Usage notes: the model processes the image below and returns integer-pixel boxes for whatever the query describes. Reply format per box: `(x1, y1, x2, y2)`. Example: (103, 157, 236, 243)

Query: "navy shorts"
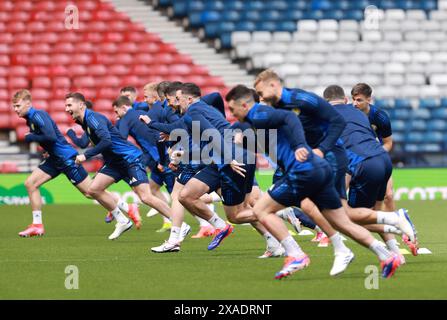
(99, 158, 149, 187)
(325, 148, 348, 200)
(150, 168, 176, 193)
(348, 152, 392, 208)
(219, 164, 256, 206)
(176, 163, 205, 185)
(268, 162, 342, 211)
(192, 164, 221, 192)
(272, 167, 284, 184)
(39, 156, 88, 186)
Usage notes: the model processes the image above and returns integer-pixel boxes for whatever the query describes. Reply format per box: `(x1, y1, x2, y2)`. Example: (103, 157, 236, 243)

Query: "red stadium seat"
(93, 53, 115, 65)
(31, 43, 51, 54)
(14, 1, 33, 12)
(49, 100, 67, 112)
(77, 0, 98, 11)
(8, 77, 28, 89)
(76, 42, 94, 53)
(120, 43, 138, 54)
(0, 99, 9, 111)
(0, 66, 7, 77)
(72, 54, 93, 65)
(0, 114, 11, 129)
(51, 54, 72, 65)
(137, 43, 161, 53)
(87, 21, 108, 32)
(52, 76, 71, 88)
(108, 21, 128, 32)
(28, 21, 46, 32)
(7, 22, 27, 33)
(0, 12, 8, 22)
(114, 53, 134, 65)
(0, 55, 10, 66)
(83, 32, 104, 43)
(29, 66, 50, 77)
(32, 77, 52, 88)
(73, 76, 96, 88)
(94, 11, 117, 21)
(68, 65, 89, 76)
(0, 162, 18, 173)
(134, 53, 155, 65)
(0, 1, 13, 11)
(94, 99, 113, 111)
(32, 89, 51, 100)
(0, 33, 13, 44)
(50, 65, 69, 77)
(100, 75, 121, 87)
(89, 64, 108, 76)
(0, 78, 7, 88)
(0, 90, 8, 101)
(130, 65, 153, 76)
(169, 64, 192, 75)
(122, 75, 140, 87)
(108, 65, 129, 76)
(33, 32, 59, 44)
(98, 43, 118, 53)
(54, 43, 75, 53)
(45, 21, 66, 33)
(32, 100, 49, 111)
(190, 65, 210, 75)
(50, 112, 72, 124)
(71, 88, 97, 100)
(30, 54, 51, 65)
(97, 87, 120, 99)
(16, 125, 29, 141)
(34, 1, 56, 12)
(10, 54, 31, 66)
(153, 53, 174, 64)
(11, 43, 32, 54)
(13, 34, 33, 44)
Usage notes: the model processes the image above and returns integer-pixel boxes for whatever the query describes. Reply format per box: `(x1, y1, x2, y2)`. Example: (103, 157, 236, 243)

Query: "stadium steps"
(107, 0, 254, 86)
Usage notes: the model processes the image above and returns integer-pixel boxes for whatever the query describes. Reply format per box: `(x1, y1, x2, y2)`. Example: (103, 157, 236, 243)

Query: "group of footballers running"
(12, 68, 419, 280)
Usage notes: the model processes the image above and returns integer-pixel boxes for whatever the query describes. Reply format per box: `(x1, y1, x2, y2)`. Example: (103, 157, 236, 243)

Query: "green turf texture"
(1, 200, 446, 300)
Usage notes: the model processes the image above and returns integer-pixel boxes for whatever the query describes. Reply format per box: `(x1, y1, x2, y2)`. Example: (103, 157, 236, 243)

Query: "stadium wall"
(1, 168, 447, 205)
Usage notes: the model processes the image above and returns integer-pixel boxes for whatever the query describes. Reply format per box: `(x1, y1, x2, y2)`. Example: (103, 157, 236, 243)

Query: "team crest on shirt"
(292, 108, 301, 115)
(31, 123, 35, 131)
(371, 124, 378, 132)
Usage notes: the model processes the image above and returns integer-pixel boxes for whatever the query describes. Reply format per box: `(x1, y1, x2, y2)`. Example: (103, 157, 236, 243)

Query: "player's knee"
(178, 188, 193, 205)
(87, 185, 102, 198)
(227, 214, 239, 224)
(24, 178, 37, 191)
(385, 189, 394, 201)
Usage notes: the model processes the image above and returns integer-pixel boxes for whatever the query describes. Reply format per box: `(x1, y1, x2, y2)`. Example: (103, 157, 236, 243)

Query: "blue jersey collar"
(246, 103, 261, 121)
(26, 106, 36, 119)
(280, 87, 292, 104)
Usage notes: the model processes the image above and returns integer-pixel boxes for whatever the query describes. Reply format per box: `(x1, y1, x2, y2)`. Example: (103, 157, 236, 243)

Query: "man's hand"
(139, 115, 151, 124)
(312, 148, 324, 158)
(75, 154, 86, 165)
(159, 132, 169, 142)
(170, 150, 184, 165)
(230, 160, 246, 177)
(295, 147, 309, 162)
(157, 163, 165, 172)
(234, 132, 243, 145)
(168, 162, 178, 171)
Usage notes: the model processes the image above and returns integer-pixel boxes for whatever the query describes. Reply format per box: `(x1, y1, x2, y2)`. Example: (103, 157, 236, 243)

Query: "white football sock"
(168, 226, 181, 243)
(369, 239, 393, 261)
(32, 210, 42, 225)
(163, 216, 171, 223)
(384, 225, 402, 235)
(195, 215, 212, 227)
(377, 211, 398, 226)
(264, 231, 281, 249)
(386, 239, 401, 255)
(111, 207, 129, 224)
(207, 213, 226, 229)
(329, 232, 350, 254)
(210, 192, 221, 203)
(280, 235, 304, 258)
(117, 199, 129, 213)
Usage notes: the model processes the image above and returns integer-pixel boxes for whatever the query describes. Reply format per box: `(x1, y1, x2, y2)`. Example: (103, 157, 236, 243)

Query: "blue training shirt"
(276, 87, 346, 154)
(367, 104, 392, 144)
(78, 108, 142, 163)
(25, 107, 78, 162)
(244, 103, 318, 173)
(333, 104, 386, 173)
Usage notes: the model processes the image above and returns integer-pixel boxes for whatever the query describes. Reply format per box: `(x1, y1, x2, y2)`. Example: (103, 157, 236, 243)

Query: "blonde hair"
(254, 69, 281, 87)
(12, 89, 32, 103)
(143, 82, 159, 94)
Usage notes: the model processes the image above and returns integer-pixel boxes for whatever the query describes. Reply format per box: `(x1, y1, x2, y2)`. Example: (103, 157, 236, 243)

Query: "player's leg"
(19, 167, 54, 237)
(148, 178, 172, 232)
(384, 176, 395, 211)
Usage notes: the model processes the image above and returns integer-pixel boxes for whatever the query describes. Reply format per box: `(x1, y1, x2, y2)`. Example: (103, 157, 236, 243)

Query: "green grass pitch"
(1, 200, 446, 299)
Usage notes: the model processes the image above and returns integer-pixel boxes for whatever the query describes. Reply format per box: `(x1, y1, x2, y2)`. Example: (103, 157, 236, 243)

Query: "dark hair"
(112, 95, 132, 108)
(180, 83, 201, 98)
(65, 92, 86, 102)
(250, 88, 260, 103)
(351, 83, 372, 98)
(156, 81, 171, 97)
(225, 85, 255, 102)
(120, 86, 137, 94)
(165, 81, 183, 97)
(323, 85, 346, 101)
(85, 100, 93, 109)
